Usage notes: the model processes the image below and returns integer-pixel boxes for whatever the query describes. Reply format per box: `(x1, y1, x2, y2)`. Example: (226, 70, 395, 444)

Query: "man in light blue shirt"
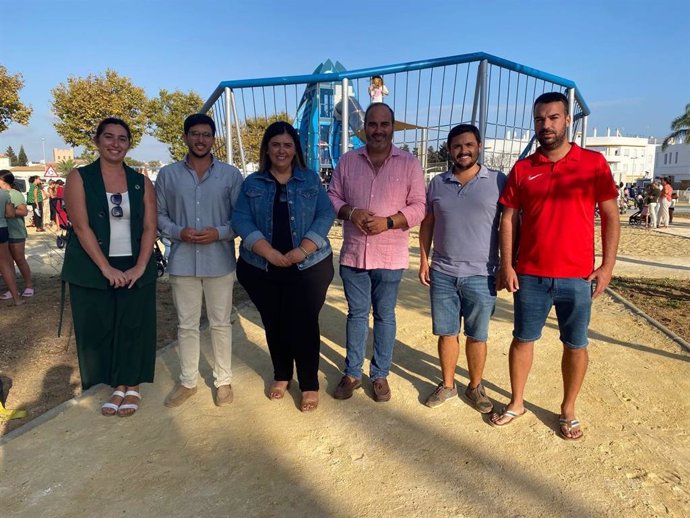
(419, 124, 507, 412)
(156, 114, 243, 408)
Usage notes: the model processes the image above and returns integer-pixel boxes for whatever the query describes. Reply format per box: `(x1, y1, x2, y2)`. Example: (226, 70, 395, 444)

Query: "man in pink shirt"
(328, 103, 426, 402)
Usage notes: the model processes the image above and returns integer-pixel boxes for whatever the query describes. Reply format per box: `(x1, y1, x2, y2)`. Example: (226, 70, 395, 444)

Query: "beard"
(452, 155, 479, 172)
(537, 128, 567, 150)
(189, 147, 211, 159)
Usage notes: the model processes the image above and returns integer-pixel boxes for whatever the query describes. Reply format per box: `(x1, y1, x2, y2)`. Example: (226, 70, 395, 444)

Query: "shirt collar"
(441, 164, 489, 183)
(184, 153, 217, 173)
(356, 143, 401, 160)
(256, 167, 307, 182)
(531, 142, 581, 165)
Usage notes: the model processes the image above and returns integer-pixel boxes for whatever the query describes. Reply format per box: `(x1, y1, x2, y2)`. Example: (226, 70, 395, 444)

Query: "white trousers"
(658, 198, 671, 227)
(648, 202, 658, 228)
(170, 272, 234, 388)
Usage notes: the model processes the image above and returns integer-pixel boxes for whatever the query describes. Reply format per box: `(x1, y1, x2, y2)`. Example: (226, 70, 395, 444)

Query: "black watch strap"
(386, 216, 394, 230)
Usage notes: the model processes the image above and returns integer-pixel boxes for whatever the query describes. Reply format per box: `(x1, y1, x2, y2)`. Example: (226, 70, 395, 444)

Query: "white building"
(582, 129, 657, 185)
(654, 142, 690, 189)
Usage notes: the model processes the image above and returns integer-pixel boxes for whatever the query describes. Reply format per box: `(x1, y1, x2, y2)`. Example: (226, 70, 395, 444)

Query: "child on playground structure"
(368, 75, 389, 103)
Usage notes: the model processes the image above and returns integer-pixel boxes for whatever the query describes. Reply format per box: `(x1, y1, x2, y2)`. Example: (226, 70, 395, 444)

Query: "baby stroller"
(55, 199, 71, 248)
(154, 233, 168, 277)
(628, 196, 646, 226)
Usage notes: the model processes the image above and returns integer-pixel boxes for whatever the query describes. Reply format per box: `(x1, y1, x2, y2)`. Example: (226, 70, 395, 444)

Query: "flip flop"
(101, 390, 126, 416)
(0, 291, 12, 300)
(268, 381, 290, 400)
(117, 390, 141, 417)
(22, 288, 34, 297)
(559, 417, 584, 441)
(490, 407, 527, 427)
(300, 393, 319, 412)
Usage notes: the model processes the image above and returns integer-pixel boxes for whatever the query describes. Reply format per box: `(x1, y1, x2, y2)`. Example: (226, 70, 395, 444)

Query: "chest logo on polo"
(527, 173, 544, 181)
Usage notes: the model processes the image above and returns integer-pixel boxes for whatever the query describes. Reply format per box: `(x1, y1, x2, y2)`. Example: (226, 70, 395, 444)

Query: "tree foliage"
(5, 145, 18, 166)
(56, 158, 76, 176)
(232, 112, 290, 165)
(125, 157, 145, 167)
(51, 69, 149, 151)
(17, 145, 28, 166)
(662, 102, 690, 150)
(147, 89, 203, 161)
(0, 65, 32, 133)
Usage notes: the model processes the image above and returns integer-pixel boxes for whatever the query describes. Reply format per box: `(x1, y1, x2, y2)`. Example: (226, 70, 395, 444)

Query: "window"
(614, 149, 620, 156)
(664, 154, 668, 165)
(624, 148, 630, 156)
(319, 88, 334, 118)
(675, 152, 679, 164)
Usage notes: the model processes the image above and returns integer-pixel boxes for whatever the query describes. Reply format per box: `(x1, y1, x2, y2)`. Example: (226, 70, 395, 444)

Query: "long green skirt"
(69, 256, 156, 390)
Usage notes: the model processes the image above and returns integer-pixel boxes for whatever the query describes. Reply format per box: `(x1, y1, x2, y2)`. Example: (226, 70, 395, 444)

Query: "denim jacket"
(232, 167, 335, 271)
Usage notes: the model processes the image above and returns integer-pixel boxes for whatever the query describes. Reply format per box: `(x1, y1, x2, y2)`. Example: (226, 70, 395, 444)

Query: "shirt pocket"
(297, 187, 318, 201)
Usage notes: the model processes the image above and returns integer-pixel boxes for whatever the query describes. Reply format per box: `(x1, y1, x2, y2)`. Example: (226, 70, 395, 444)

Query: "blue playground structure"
(200, 52, 590, 181)
(292, 59, 365, 173)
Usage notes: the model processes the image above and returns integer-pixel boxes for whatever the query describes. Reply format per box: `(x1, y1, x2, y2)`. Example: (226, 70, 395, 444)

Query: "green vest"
(61, 159, 157, 290)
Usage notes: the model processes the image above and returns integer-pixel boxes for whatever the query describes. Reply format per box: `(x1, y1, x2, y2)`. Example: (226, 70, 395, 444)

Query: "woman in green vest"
(62, 117, 158, 417)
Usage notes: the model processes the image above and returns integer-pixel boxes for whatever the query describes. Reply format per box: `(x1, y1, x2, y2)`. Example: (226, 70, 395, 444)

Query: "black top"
(271, 177, 293, 254)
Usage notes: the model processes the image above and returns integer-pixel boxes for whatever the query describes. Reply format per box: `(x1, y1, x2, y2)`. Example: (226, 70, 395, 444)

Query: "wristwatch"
(386, 216, 394, 230)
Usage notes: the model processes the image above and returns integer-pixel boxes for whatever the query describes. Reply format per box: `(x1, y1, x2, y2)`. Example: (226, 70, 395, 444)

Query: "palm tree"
(662, 103, 690, 150)
(56, 158, 76, 177)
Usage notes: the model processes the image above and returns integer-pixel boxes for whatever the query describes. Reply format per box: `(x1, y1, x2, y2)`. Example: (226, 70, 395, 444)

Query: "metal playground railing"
(200, 52, 590, 180)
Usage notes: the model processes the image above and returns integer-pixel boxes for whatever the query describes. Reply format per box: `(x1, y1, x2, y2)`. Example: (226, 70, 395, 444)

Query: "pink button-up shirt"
(328, 145, 426, 269)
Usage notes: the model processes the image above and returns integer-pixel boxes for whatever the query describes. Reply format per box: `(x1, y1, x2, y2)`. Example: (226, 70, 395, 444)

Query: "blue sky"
(1, 0, 688, 162)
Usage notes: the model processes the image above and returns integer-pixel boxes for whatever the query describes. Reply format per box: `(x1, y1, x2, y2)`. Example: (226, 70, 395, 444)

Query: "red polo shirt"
(499, 143, 618, 278)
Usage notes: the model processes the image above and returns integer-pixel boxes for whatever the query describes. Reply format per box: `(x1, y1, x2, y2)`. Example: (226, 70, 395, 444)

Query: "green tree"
(662, 103, 690, 149)
(56, 158, 77, 176)
(125, 157, 146, 168)
(51, 69, 149, 151)
(5, 145, 18, 166)
(148, 89, 203, 161)
(147, 160, 162, 169)
(0, 65, 32, 133)
(17, 145, 28, 166)
(77, 149, 97, 162)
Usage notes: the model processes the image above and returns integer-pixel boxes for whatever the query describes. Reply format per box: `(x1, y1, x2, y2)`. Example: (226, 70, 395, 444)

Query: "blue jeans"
(429, 270, 496, 340)
(340, 266, 404, 380)
(513, 274, 592, 349)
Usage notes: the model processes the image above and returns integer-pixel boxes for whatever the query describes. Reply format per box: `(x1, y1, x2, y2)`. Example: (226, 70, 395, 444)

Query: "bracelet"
(298, 245, 310, 258)
(348, 206, 357, 220)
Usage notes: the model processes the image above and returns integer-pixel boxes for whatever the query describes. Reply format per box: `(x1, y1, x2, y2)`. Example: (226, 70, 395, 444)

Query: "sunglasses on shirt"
(110, 193, 123, 218)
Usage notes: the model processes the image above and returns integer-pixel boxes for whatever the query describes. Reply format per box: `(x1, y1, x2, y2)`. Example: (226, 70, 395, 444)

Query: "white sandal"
(101, 390, 126, 416)
(117, 390, 141, 417)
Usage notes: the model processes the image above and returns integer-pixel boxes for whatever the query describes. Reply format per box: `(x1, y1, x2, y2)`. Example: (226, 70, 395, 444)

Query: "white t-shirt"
(106, 191, 132, 257)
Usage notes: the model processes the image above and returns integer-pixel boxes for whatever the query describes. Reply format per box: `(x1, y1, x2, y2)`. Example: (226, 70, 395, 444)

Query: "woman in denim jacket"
(234, 121, 335, 412)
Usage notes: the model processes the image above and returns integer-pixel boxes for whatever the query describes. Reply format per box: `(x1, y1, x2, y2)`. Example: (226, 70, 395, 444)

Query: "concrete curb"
(605, 287, 690, 353)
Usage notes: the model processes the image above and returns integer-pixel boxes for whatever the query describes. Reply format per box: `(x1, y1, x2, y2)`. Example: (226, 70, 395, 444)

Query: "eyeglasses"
(189, 131, 214, 139)
(110, 193, 123, 218)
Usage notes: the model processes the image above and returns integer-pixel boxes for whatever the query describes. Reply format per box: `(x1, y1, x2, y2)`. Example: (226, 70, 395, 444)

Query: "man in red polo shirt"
(491, 92, 620, 440)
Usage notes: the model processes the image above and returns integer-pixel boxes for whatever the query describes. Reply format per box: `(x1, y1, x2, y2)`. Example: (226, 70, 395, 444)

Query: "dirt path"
(1, 227, 689, 517)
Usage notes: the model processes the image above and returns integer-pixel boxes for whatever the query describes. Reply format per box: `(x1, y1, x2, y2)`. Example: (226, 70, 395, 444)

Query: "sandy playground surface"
(0, 221, 689, 517)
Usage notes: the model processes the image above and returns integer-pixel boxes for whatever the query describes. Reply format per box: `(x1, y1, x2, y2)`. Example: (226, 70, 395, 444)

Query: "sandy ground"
(1, 221, 689, 517)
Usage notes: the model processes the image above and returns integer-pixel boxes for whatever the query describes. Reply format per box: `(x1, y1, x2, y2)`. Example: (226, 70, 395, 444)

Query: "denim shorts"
(513, 274, 592, 349)
(430, 270, 496, 341)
